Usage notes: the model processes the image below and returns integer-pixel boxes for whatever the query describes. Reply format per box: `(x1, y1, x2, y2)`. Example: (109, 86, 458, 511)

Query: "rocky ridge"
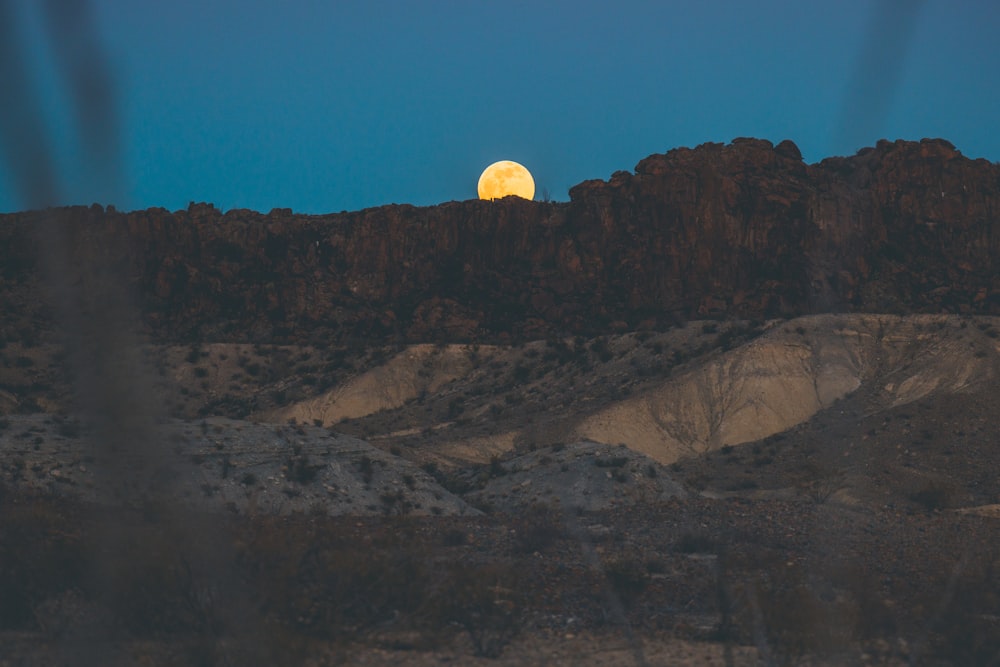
(2, 139, 1000, 665)
(0, 138, 997, 346)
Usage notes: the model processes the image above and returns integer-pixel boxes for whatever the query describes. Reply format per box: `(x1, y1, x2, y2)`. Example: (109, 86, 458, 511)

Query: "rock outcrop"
(1, 138, 998, 345)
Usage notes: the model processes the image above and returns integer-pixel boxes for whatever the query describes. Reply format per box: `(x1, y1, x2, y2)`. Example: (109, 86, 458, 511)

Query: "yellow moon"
(477, 160, 535, 200)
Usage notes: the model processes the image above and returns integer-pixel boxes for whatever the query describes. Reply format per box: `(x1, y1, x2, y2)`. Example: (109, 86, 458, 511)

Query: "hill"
(1, 139, 999, 665)
(0, 138, 997, 348)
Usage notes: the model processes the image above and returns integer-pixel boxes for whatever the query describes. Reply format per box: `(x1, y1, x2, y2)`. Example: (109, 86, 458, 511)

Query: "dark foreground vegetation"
(2, 483, 999, 665)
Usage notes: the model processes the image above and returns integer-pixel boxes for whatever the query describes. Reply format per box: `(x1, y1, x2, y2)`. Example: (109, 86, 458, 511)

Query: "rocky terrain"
(1, 139, 1000, 665)
(0, 138, 999, 347)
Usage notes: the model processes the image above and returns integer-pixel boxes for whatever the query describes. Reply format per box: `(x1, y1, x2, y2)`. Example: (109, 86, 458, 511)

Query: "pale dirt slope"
(576, 314, 998, 462)
(269, 343, 493, 425)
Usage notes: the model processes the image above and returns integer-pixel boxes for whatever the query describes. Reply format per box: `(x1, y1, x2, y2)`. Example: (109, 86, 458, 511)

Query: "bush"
(251, 522, 428, 640)
(674, 531, 718, 554)
(909, 479, 954, 511)
(0, 496, 87, 630)
(603, 558, 649, 607)
(284, 455, 322, 485)
(431, 563, 522, 658)
(746, 576, 858, 663)
(357, 455, 375, 484)
(594, 456, 628, 468)
(511, 505, 563, 554)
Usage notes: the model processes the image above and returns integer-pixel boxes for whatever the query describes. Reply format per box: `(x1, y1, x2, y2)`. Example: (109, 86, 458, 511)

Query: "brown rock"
(1, 138, 998, 345)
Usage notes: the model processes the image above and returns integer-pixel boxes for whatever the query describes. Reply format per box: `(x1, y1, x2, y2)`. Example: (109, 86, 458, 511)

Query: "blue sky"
(2, 0, 998, 213)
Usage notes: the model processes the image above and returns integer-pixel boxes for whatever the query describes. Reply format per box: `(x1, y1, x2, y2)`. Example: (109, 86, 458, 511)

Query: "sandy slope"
(269, 343, 494, 425)
(575, 314, 998, 462)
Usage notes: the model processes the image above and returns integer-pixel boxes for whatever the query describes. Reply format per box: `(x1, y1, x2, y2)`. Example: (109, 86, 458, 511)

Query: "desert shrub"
(284, 454, 322, 485)
(357, 455, 375, 484)
(909, 479, 955, 511)
(674, 531, 718, 554)
(589, 337, 614, 363)
(935, 611, 1000, 665)
(511, 364, 531, 384)
(745, 575, 859, 664)
(933, 557, 1000, 664)
(726, 478, 758, 491)
(54, 418, 80, 438)
(503, 393, 523, 406)
(645, 557, 668, 575)
(800, 473, 846, 504)
(594, 456, 628, 468)
(441, 528, 467, 547)
(685, 473, 709, 491)
(430, 562, 522, 658)
(447, 396, 466, 419)
(511, 504, 563, 554)
(379, 490, 413, 516)
(106, 543, 225, 637)
(4, 504, 232, 640)
(488, 455, 506, 478)
(603, 557, 649, 607)
(249, 522, 428, 640)
(0, 496, 87, 630)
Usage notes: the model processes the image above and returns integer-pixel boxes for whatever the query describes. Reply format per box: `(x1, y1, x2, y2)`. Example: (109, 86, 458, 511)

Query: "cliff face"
(1, 138, 998, 344)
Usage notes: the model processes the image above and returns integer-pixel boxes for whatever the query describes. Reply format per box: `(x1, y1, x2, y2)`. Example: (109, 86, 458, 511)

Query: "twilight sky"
(1, 0, 998, 214)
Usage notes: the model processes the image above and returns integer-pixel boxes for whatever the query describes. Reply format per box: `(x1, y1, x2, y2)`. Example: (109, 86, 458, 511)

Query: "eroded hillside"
(251, 314, 997, 468)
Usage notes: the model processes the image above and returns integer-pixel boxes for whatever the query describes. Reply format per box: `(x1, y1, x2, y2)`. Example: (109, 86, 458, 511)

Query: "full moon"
(477, 160, 535, 200)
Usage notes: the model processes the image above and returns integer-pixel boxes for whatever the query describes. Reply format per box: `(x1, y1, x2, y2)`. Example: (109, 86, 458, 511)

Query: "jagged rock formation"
(1, 138, 998, 345)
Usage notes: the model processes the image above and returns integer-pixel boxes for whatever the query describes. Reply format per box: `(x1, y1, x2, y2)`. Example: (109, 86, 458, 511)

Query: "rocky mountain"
(2, 139, 1000, 665)
(0, 138, 997, 347)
